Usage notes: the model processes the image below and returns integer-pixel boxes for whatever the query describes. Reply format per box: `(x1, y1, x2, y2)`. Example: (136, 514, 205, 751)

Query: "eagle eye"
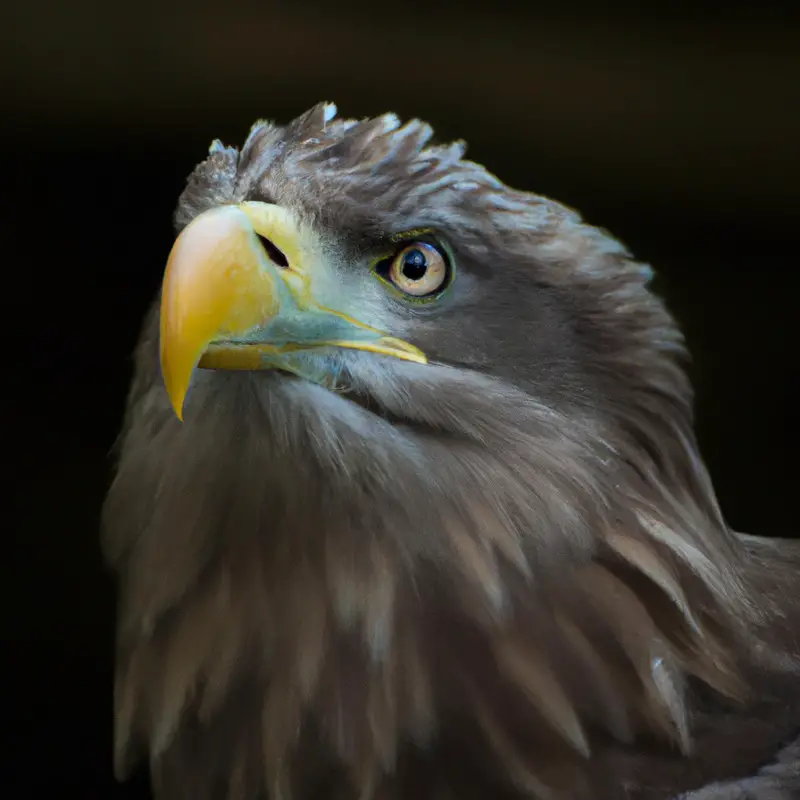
(374, 240, 452, 300)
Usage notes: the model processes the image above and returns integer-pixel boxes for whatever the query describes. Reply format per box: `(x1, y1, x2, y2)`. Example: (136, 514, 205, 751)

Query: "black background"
(4, 2, 797, 796)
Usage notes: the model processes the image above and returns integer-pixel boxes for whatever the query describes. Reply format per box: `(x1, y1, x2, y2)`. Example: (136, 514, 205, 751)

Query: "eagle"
(102, 103, 800, 800)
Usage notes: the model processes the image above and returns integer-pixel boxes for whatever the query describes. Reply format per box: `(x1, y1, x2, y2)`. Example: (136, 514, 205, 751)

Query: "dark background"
(4, 2, 797, 796)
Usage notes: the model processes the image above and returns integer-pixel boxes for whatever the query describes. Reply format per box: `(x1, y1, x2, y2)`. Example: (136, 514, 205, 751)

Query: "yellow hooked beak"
(160, 201, 426, 420)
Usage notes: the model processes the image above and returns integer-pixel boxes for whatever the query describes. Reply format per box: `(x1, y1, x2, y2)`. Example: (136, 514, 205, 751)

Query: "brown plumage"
(102, 103, 800, 799)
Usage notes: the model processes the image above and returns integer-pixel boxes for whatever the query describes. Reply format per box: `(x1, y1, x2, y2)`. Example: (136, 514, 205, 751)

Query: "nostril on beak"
(256, 234, 289, 268)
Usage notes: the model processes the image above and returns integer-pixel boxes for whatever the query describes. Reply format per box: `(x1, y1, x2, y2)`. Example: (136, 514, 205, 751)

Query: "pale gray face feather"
(101, 102, 765, 800)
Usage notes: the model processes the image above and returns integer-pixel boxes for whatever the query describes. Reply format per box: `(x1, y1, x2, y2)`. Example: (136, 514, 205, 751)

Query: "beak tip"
(166, 382, 187, 422)
(160, 360, 187, 422)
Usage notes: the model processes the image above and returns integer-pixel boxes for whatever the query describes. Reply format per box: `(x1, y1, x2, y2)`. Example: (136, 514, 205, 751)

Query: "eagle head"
(103, 102, 761, 800)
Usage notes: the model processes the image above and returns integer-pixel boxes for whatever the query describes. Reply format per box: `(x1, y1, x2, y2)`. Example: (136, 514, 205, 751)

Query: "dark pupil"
(401, 248, 428, 281)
